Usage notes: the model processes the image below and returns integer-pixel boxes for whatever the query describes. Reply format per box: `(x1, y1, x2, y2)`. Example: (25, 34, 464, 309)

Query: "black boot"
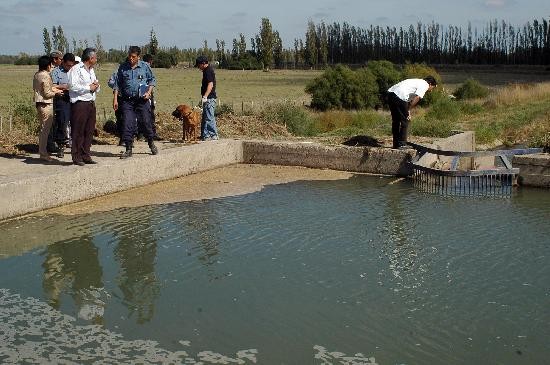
(57, 146, 64, 159)
(148, 139, 158, 155)
(120, 143, 133, 159)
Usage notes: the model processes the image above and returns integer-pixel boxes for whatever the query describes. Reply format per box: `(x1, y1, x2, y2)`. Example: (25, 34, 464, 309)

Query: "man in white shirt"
(387, 76, 437, 149)
(68, 48, 100, 166)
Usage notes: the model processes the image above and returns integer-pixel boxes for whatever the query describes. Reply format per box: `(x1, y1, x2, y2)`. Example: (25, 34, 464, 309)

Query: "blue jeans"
(201, 98, 218, 139)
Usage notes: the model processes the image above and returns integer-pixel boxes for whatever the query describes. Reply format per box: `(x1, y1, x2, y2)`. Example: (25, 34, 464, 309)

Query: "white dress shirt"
(68, 63, 99, 103)
(388, 79, 430, 103)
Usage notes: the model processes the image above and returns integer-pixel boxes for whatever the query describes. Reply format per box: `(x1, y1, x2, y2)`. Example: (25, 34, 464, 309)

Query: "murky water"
(1, 175, 549, 364)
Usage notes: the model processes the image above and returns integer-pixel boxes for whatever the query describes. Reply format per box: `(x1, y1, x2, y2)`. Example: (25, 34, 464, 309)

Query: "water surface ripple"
(0, 175, 549, 364)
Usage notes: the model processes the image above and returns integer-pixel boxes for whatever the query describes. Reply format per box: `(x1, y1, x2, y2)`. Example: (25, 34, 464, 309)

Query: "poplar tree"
(258, 17, 274, 70)
(43, 27, 52, 55)
(304, 20, 317, 67)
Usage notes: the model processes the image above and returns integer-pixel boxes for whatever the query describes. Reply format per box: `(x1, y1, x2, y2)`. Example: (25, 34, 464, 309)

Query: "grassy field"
(0, 64, 321, 119)
(0, 64, 548, 151)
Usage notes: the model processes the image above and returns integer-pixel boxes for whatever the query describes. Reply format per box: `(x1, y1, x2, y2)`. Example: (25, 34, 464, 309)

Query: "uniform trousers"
(120, 98, 154, 145)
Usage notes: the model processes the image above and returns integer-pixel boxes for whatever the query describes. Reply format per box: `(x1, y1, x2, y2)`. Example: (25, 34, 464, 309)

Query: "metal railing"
(408, 142, 543, 197)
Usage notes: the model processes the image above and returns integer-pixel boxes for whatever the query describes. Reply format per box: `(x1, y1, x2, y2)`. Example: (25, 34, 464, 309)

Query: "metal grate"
(408, 142, 542, 197)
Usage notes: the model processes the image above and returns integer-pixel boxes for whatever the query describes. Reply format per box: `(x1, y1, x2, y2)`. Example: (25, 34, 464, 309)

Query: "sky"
(1, 0, 548, 55)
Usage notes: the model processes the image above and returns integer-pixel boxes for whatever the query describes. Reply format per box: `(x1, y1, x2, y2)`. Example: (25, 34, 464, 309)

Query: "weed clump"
(260, 101, 317, 136)
(453, 78, 490, 100)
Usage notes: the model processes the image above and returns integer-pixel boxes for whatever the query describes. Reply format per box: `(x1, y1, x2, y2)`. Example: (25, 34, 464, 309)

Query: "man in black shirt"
(195, 56, 218, 140)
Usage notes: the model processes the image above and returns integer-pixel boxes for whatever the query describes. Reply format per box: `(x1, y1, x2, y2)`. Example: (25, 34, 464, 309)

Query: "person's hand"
(143, 91, 151, 100)
(407, 111, 411, 121)
(201, 96, 207, 105)
(113, 99, 118, 111)
(90, 81, 99, 93)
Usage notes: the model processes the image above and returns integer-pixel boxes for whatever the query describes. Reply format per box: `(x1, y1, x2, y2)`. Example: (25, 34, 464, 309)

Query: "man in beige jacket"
(33, 55, 63, 161)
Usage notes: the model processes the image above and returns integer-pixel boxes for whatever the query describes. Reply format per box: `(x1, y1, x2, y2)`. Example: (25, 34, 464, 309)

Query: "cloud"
(127, 0, 150, 9)
(485, 0, 504, 6)
(3, 0, 62, 15)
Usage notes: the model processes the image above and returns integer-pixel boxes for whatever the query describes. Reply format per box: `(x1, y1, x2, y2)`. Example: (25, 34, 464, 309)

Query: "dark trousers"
(388, 92, 410, 148)
(120, 98, 154, 144)
(54, 98, 71, 145)
(150, 94, 157, 137)
(115, 96, 124, 136)
(70, 101, 96, 162)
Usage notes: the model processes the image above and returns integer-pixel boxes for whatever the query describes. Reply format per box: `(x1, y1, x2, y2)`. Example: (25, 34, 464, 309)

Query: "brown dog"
(172, 104, 201, 142)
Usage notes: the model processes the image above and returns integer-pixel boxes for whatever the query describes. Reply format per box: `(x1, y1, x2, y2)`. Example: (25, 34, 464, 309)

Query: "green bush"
(410, 115, 456, 138)
(424, 96, 461, 123)
(401, 63, 442, 83)
(453, 78, 490, 100)
(260, 101, 317, 136)
(411, 97, 460, 137)
(305, 64, 378, 111)
(366, 60, 402, 103)
(401, 63, 443, 106)
(154, 50, 178, 68)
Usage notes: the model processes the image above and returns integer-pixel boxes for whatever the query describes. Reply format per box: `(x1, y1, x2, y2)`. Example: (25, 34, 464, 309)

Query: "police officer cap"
(195, 55, 208, 67)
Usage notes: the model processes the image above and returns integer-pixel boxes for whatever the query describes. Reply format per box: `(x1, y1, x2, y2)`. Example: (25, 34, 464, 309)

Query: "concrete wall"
(0, 140, 243, 221)
(416, 131, 476, 170)
(514, 154, 550, 188)
(2, 138, 546, 221)
(242, 141, 413, 176)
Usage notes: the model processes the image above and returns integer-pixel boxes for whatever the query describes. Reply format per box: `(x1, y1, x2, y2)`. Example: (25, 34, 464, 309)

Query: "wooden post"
(241, 100, 244, 113)
(9, 115, 12, 131)
(0, 116, 3, 133)
(103, 108, 107, 121)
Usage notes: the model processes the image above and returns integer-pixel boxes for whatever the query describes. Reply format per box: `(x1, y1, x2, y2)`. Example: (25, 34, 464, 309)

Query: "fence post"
(241, 100, 244, 113)
(9, 115, 12, 131)
(103, 108, 107, 121)
(0, 116, 3, 133)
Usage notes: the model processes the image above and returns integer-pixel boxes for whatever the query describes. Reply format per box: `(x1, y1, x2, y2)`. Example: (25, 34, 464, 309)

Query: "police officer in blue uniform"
(112, 46, 158, 158)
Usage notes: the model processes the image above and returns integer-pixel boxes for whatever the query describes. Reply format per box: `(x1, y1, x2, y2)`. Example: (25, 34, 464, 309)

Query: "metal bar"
(408, 142, 543, 157)
(450, 156, 460, 171)
(499, 155, 513, 169)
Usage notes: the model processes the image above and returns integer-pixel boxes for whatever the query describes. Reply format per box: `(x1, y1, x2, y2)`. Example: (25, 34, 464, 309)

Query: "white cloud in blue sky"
(0, 0, 547, 54)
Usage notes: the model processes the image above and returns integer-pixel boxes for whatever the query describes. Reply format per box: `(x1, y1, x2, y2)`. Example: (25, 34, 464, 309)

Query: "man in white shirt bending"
(387, 76, 437, 149)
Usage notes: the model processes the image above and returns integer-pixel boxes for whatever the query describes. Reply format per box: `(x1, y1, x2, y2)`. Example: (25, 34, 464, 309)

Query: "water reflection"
(183, 201, 225, 281)
(379, 184, 425, 290)
(113, 207, 160, 324)
(41, 236, 105, 325)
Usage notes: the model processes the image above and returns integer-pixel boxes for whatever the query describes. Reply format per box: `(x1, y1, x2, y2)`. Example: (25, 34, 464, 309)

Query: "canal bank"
(0, 138, 548, 220)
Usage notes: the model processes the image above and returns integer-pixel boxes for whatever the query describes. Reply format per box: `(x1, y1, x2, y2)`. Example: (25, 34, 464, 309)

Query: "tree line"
(2, 17, 549, 67)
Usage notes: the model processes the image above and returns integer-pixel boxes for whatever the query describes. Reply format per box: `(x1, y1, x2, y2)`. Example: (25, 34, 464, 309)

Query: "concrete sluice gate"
(408, 132, 543, 197)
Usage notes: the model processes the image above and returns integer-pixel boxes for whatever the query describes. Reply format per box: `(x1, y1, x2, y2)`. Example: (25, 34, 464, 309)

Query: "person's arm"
(143, 64, 156, 100)
(203, 82, 213, 100)
(113, 89, 119, 111)
(408, 95, 421, 108)
(39, 73, 61, 99)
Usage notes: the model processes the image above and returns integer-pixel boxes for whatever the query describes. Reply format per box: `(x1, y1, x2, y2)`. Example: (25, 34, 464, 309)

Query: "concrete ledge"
(514, 153, 550, 188)
(1, 138, 546, 220)
(0, 140, 243, 220)
(242, 141, 413, 176)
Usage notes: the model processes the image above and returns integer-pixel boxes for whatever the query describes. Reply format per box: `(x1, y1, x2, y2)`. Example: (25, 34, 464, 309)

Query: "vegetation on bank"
(0, 65, 549, 154)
